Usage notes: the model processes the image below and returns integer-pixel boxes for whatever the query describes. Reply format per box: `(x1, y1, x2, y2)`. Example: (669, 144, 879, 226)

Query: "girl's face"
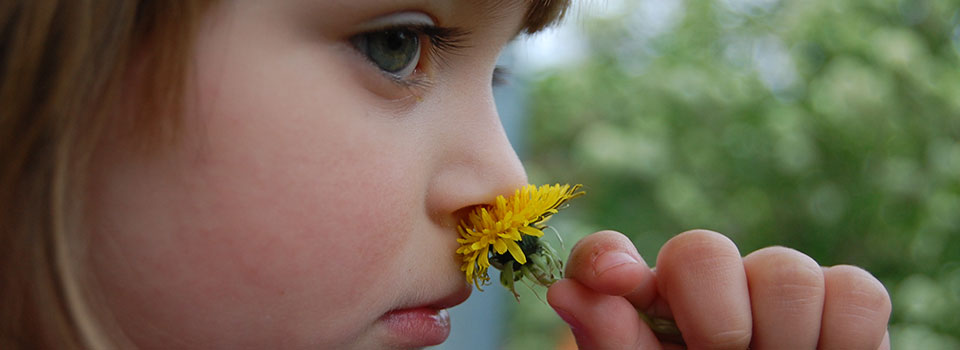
(85, 0, 528, 348)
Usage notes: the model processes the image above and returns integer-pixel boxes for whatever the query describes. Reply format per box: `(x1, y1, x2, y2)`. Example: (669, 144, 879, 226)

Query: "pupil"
(367, 29, 418, 74)
(385, 31, 406, 51)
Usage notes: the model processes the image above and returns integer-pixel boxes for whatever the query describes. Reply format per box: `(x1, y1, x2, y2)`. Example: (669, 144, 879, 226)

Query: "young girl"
(1, 0, 891, 349)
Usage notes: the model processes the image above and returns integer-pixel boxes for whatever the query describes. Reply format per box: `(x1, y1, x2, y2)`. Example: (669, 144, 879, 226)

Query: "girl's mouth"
(379, 284, 471, 347)
(380, 307, 451, 347)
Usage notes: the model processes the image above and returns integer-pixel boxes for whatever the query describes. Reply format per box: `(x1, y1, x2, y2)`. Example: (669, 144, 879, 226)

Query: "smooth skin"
(548, 230, 892, 350)
(84, 0, 530, 348)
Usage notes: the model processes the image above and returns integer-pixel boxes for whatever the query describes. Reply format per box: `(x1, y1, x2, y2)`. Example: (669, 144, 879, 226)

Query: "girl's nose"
(424, 83, 528, 226)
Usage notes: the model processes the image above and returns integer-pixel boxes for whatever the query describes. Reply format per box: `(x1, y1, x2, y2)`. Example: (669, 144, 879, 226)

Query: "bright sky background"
(512, 0, 799, 96)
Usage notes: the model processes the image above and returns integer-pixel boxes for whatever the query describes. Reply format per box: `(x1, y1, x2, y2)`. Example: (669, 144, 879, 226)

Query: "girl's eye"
(349, 12, 468, 90)
(352, 28, 422, 78)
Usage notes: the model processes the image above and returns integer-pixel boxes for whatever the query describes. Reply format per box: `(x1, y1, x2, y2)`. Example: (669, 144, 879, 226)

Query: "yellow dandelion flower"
(456, 184, 584, 292)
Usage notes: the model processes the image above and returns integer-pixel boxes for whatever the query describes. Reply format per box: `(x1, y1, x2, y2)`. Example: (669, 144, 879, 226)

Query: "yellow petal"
(493, 239, 508, 254)
(465, 257, 475, 277)
(500, 228, 521, 241)
(479, 246, 490, 268)
(519, 226, 544, 237)
(505, 239, 527, 264)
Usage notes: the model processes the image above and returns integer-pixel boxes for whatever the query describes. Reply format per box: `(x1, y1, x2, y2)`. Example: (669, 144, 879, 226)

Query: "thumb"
(547, 278, 663, 350)
(564, 231, 659, 309)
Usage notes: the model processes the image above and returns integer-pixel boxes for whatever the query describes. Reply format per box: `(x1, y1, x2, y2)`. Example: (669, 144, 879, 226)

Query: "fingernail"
(594, 251, 638, 276)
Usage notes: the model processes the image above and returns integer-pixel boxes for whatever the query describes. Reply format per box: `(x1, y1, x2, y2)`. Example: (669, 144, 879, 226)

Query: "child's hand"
(547, 230, 891, 350)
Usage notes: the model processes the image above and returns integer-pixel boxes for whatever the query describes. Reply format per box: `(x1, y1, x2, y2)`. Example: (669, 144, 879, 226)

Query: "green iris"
(356, 29, 420, 75)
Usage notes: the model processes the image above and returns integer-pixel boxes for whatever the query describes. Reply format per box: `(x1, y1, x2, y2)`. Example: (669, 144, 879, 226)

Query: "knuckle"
(825, 265, 892, 320)
(661, 230, 739, 262)
(770, 283, 825, 313)
(702, 327, 752, 350)
(675, 229, 732, 247)
(746, 247, 825, 297)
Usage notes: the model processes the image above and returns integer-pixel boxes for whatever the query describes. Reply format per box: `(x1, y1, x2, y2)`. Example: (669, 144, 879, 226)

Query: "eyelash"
(368, 24, 470, 90)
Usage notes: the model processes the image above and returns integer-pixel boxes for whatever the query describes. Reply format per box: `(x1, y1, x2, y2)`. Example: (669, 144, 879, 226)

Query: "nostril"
(430, 204, 479, 231)
(449, 204, 486, 229)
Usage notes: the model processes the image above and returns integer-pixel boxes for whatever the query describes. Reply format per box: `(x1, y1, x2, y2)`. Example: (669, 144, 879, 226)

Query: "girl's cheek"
(84, 113, 422, 347)
(84, 44, 426, 344)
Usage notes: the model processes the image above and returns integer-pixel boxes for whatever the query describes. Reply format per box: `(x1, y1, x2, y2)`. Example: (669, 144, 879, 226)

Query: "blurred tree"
(507, 0, 960, 347)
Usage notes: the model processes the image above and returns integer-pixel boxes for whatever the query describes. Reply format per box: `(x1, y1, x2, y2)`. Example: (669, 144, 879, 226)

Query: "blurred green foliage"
(508, 0, 960, 348)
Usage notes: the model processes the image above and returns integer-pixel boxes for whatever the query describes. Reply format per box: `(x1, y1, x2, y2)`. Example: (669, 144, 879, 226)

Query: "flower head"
(456, 184, 584, 295)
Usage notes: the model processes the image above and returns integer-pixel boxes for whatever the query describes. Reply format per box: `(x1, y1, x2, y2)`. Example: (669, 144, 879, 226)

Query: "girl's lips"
(380, 307, 451, 347)
(379, 284, 471, 347)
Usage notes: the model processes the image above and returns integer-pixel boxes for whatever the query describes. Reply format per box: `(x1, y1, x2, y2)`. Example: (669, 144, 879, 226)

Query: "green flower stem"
(637, 311, 684, 345)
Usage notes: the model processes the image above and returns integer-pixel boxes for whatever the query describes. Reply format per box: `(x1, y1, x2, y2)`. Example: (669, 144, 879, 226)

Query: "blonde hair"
(1, 2, 211, 348)
(0, 0, 567, 348)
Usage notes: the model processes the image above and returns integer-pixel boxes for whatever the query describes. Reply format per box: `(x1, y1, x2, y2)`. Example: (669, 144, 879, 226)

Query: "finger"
(878, 330, 890, 350)
(743, 246, 825, 350)
(818, 265, 891, 350)
(656, 229, 752, 350)
(564, 230, 656, 307)
(547, 278, 662, 350)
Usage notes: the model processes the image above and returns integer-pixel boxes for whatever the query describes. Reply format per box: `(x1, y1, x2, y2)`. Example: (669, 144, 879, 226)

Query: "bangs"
(521, 0, 571, 34)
